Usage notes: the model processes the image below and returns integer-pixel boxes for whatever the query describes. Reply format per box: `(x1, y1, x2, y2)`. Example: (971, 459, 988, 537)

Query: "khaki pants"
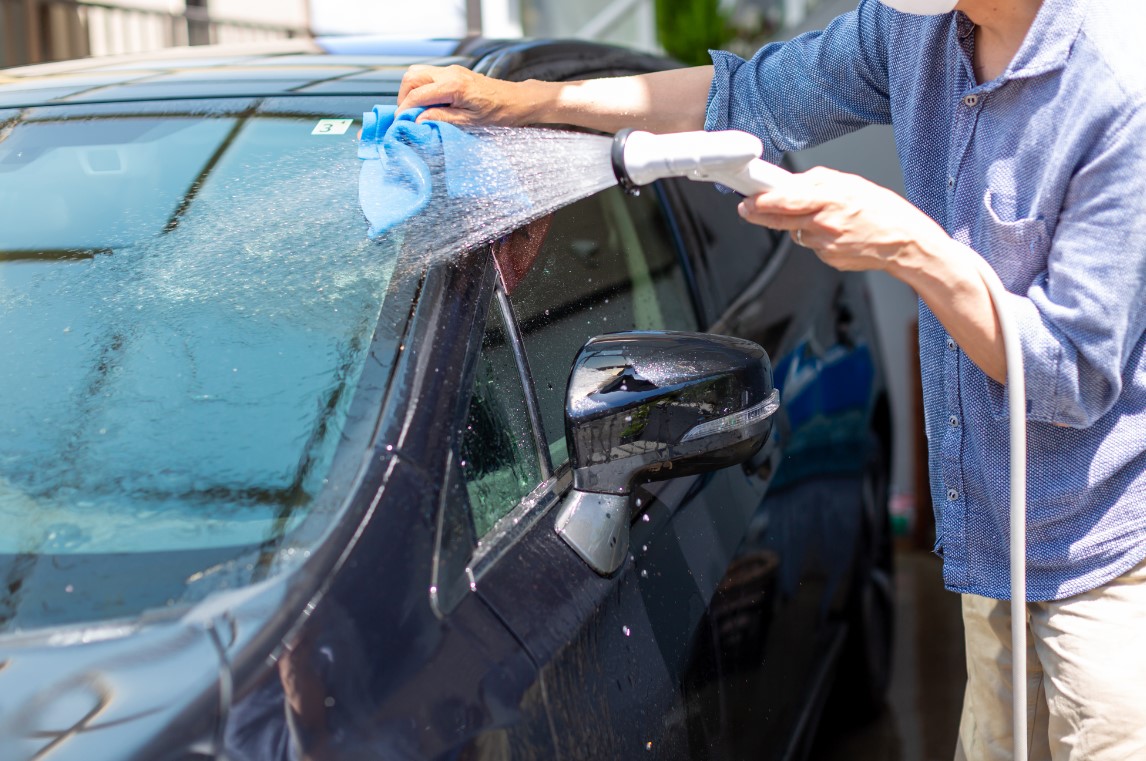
(954, 558, 1146, 761)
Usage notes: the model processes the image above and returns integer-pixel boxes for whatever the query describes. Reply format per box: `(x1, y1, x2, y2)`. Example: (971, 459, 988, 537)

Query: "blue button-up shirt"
(706, 0, 1146, 601)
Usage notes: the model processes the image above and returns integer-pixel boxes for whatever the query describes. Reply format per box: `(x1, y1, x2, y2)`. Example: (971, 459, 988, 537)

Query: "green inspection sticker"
(312, 119, 354, 136)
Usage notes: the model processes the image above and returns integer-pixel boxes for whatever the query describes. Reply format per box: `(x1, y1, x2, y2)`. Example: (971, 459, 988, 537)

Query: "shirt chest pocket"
(974, 190, 1051, 290)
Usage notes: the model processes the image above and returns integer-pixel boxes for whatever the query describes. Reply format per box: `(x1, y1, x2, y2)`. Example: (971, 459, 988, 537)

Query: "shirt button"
(947, 337, 957, 350)
(963, 94, 980, 107)
(947, 488, 960, 501)
(949, 415, 959, 428)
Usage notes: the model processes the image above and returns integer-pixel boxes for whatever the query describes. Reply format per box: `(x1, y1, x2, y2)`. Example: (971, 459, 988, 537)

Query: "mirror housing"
(555, 331, 778, 575)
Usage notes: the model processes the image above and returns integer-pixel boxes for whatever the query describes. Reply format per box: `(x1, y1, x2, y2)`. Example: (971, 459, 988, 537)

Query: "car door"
(441, 183, 783, 759)
(663, 176, 881, 759)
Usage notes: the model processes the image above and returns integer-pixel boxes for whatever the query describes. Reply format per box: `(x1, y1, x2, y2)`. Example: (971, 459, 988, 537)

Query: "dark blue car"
(0, 36, 893, 760)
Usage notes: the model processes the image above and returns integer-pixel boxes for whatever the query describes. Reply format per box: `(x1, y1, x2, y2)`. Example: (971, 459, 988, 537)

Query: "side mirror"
(555, 331, 779, 575)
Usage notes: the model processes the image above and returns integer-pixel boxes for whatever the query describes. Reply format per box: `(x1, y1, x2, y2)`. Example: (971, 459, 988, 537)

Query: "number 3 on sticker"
(312, 119, 354, 136)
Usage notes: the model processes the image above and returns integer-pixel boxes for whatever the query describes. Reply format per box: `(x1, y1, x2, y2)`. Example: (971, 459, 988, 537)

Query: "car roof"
(0, 36, 676, 110)
(0, 37, 483, 109)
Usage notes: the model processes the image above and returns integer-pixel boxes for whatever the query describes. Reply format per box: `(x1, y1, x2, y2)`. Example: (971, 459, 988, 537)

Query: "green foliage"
(655, 0, 732, 67)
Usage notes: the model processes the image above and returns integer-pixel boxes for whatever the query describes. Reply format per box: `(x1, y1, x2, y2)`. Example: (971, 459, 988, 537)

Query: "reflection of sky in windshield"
(0, 117, 231, 250)
(0, 110, 395, 555)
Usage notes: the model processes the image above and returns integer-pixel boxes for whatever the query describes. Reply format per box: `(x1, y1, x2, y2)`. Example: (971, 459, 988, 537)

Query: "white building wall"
(308, 0, 468, 36)
(522, 0, 656, 51)
(482, 0, 523, 38)
(209, 0, 309, 29)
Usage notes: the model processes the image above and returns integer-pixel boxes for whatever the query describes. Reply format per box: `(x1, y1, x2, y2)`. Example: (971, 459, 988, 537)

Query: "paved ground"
(810, 549, 967, 761)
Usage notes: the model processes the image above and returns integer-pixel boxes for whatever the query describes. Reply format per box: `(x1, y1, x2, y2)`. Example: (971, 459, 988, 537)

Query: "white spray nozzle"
(612, 128, 791, 197)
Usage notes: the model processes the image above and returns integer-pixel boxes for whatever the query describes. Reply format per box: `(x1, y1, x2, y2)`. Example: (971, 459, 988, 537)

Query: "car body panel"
(0, 36, 891, 761)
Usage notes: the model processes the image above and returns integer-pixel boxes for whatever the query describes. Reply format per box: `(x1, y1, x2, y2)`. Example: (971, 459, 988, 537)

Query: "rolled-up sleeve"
(705, 0, 892, 164)
(989, 105, 1146, 428)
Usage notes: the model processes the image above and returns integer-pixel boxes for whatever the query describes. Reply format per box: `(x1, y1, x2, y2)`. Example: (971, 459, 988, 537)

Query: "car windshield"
(0, 97, 402, 634)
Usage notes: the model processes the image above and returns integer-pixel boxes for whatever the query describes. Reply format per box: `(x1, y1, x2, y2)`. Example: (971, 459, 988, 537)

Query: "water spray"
(611, 127, 1030, 759)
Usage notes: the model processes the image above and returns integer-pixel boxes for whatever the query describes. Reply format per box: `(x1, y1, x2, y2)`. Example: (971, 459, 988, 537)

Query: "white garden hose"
(611, 127, 1030, 759)
(971, 254, 1028, 761)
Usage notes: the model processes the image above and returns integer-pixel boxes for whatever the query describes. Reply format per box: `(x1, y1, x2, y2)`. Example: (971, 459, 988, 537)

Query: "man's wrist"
(888, 224, 958, 288)
(894, 231, 988, 323)
(519, 79, 562, 125)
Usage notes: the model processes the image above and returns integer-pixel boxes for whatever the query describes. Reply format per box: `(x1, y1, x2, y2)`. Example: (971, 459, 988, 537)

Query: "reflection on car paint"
(769, 337, 876, 489)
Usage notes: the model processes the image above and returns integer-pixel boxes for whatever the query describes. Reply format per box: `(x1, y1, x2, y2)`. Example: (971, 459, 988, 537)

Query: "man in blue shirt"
(398, 0, 1146, 757)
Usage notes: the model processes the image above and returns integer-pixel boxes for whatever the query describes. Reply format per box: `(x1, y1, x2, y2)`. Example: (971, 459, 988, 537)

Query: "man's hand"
(739, 166, 1008, 383)
(736, 166, 948, 275)
(396, 64, 713, 134)
(397, 64, 537, 127)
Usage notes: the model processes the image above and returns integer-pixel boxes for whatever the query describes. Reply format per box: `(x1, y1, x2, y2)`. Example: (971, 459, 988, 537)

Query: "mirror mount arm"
(554, 491, 629, 576)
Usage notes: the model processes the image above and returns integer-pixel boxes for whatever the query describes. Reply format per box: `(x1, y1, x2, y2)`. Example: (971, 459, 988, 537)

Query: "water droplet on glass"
(635, 497, 642, 507)
(622, 625, 631, 637)
(646, 742, 653, 751)
(642, 545, 648, 552)
(640, 569, 648, 578)
(469, 580, 477, 592)
(64, 584, 74, 593)
(625, 415, 632, 422)
(642, 513, 650, 522)
(386, 444, 393, 452)
(429, 585, 437, 596)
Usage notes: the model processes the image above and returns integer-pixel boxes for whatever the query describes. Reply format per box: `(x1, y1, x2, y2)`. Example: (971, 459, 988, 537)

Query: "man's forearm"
(894, 235, 1008, 385)
(522, 66, 714, 134)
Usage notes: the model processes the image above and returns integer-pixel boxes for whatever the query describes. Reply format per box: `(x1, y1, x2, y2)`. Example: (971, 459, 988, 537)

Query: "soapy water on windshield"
(0, 118, 626, 632)
(0, 123, 618, 553)
(374, 126, 617, 275)
(0, 123, 616, 489)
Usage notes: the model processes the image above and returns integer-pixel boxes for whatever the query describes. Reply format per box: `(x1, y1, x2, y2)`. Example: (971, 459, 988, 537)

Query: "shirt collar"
(956, 0, 1088, 86)
(1005, 0, 1087, 80)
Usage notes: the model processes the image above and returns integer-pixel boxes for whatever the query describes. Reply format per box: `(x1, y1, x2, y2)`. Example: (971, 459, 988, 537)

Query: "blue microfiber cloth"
(357, 105, 529, 237)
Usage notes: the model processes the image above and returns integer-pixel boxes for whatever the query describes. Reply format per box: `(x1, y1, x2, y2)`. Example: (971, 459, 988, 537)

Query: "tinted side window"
(459, 302, 542, 537)
(673, 180, 780, 311)
(505, 185, 698, 466)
